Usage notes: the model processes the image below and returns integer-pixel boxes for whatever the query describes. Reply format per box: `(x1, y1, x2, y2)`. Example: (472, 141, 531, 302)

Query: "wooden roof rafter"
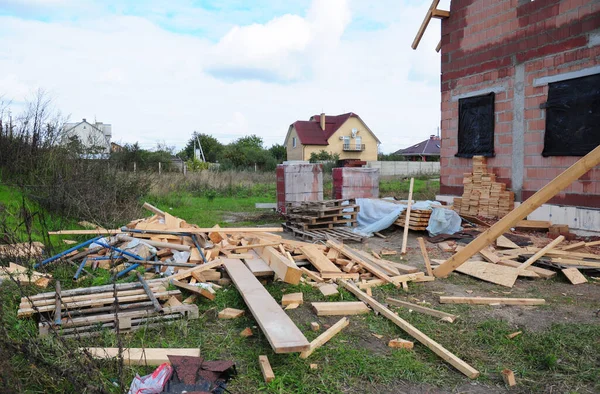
(411, 0, 450, 52)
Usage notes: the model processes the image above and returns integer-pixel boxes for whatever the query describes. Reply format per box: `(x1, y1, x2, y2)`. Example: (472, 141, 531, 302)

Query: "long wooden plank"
(311, 302, 370, 316)
(386, 298, 458, 323)
(433, 144, 600, 277)
(49, 227, 283, 235)
(516, 236, 564, 272)
(495, 259, 555, 278)
(401, 177, 415, 254)
(83, 347, 200, 366)
(223, 259, 309, 353)
(338, 280, 479, 379)
(439, 296, 545, 305)
(417, 237, 434, 276)
(300, 245, 341, 273)
(411, 0, 440, 49)
(300, 317, 349, 359)
(357, 273, 426, 289)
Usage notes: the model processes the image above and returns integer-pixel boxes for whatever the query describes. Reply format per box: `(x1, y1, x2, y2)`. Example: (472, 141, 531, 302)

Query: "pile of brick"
(453, 156, 514, 218)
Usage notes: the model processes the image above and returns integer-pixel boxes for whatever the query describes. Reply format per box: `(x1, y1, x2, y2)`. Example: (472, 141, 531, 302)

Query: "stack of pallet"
(283, 199, 363, 242)
(453, 156, 514, 218)
(20, 280, 198, 338)
(394, 209, 432, 231)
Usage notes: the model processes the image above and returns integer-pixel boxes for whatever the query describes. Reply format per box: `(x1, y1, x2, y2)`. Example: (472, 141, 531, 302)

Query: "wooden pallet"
(282, 223, 364, 242)
(286, 212, 358, 224)
(287, 220, 358, 230)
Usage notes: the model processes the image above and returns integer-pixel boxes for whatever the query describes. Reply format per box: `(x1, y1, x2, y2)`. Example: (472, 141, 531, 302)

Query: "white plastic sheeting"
(352, 198, 462, 237)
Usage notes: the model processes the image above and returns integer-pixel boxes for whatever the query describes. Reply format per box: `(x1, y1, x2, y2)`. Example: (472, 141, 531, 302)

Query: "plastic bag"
(426, 207, 462, 236)
(128, 363, 173, 394)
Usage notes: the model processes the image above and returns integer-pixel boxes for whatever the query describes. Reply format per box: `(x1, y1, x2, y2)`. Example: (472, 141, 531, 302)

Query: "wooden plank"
(48, 229, 124, 235)
(433, 260, 518, 288)
(218, 308, 245, 319)
(431, 8, 450, 18)
(300, 267, 324, 283)
(311, 302, 370, 316)
(83, 347, 200, 366)
(223, 259, 309, 353)
(338, 280, 479, 379)
(417, 237, 434, 276)
(479, 248, 501, 264)
(516, 236, 564, 272)
(496, 259, 555, 278)
(258, 246, 302, 285)
(165, 259, 223, 282)
(318, 283, 339, 296)
(515, 220, 552, 230)
(244, 255, 275, 277)
(355, 250, 400, 276)
(142, 202, 166, 216)
(259, 355, 275, 383)
(357, 273, 426, 289)
(433, 144, 600, 278)
(585, 240, 600, 247)
(282, 292, 303, 306)
(502, 369, 517, 387)
(496, 235, 520, 249)
(388, 339, 414, 349)
(170, 279, 215, 301)
(439, 296, 545, 305)
(300, 245, 341, 273)
(560, 241, 586, 251)
(299, 317, 349, 359)
(386, 298, 458, 323)
(320, 272, 360, 280)
(561, 268, 587, 285)
(401, 177, 415, 254)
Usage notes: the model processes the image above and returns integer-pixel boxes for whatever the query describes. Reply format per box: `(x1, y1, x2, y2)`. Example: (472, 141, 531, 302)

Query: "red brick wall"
(439, 0, 600, 208)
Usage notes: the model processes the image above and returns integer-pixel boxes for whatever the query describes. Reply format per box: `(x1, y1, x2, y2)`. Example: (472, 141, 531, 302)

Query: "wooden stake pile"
(453, 156, 514, 218)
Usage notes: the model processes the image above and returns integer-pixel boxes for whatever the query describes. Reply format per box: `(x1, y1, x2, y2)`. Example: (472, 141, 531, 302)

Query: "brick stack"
(332, 167, 379, 200)
(276, 162, 323, 214)
(453, 156, 514, 218)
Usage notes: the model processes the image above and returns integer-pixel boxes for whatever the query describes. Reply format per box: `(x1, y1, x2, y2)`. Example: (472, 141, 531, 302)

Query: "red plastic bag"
(128, 363, 173, 394)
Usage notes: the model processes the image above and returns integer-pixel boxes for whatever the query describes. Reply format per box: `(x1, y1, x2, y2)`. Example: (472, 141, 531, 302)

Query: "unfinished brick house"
(414, 0, 600, 233)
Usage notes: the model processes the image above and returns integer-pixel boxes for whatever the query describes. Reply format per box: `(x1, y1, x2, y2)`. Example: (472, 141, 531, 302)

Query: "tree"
(234, 134, 263, 150)
(179, 132, 223, 162)
(268, 143, 287, 163)
(309, 150, 339, 163)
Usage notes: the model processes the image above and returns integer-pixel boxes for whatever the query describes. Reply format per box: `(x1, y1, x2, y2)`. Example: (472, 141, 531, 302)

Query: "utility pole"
(195, 132, 206, 162)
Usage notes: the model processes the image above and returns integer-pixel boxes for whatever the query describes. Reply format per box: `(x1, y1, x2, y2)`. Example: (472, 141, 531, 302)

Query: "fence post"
(183, 162, 187, 176)
(133, 162, 136, 172)
(158, 162, 162, 175)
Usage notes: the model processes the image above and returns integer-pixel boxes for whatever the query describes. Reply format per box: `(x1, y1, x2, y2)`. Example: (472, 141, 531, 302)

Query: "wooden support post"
(338, 280, 479, 379)
(158, 162, 162, 174)
(433, 144, 600, 278)
(417, 237, 434, 276)
(401, 178, 414, 255)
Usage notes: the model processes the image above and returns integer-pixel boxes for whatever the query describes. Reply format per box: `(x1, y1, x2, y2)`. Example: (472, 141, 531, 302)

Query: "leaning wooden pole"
(434, 144, 600, 278)
(401, 177, 415, 254)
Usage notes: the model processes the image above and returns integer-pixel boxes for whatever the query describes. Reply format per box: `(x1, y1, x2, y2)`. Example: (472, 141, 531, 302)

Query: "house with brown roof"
(284, 113, 380, 162)
(394, 135, 441, 161)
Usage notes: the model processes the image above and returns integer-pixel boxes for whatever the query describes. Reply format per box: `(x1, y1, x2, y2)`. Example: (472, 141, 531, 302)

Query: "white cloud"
(0, 0, 443, 153)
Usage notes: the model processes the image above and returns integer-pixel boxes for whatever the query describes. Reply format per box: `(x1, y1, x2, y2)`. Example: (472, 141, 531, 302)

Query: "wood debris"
(388, 338, 414, 349)
(259, 355, 275, 383)
(300, 317, 349, 359)
(218, 308, 245, 319)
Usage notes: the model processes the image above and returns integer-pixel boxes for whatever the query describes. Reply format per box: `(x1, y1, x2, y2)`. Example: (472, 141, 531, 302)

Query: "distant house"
(284, 113, 380, 162)
(110, 142, 124, 153)
(62, 118, 112, 157)
(394, 135, 441, 161)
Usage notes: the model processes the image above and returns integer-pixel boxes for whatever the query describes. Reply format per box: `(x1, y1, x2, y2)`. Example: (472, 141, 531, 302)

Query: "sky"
(0, 0, 447, 153)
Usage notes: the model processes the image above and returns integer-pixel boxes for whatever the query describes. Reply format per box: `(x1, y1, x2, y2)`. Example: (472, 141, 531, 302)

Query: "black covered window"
(456, 92, 495, 158)
(542, 73, 600, 156)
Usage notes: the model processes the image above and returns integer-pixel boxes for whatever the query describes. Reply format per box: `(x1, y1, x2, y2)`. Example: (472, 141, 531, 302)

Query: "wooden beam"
(170, 279, 215, 301)
(411, 0, 440, 50)
(386, 298, 458, 323)
(300, 245, 341, 273)
(83, 347, 200, 366)
(142, 202, 166, 216)
(223, 259, 309, 353)
(357, 273, 426, 290)
(431, 9, 450, 19)
(258, 355, 275, 383)
(311, 302, 370, 316)
(417, 237, 434, 276)
(516, 236, 564, 272)
(439, 296, 545, 305)
(401, 178, 415, 254)
(258, 246, 302, 285)
(560, 241, 586, 251)
(338, 280, 479, 379)
(433, 144, 600, 278)
(299, 317, 349, 359)
(515, 220, 552, 230)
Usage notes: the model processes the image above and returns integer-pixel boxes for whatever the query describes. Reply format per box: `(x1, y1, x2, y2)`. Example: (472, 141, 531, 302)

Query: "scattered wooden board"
(259, 355, 275, 383)
(300, 245, 341, 273)
(496, 235, 520, 249)
(318, 283, 339, 296)
(223, 259, 309, 353)
(561, 268, 587, 285)
(516, 236, 564, 273)
(258, 246, 302, 285)
(282, 292, 303, 306)
(338, 280, 479, 379)
(311, 302, 370, 316)
(417, 237, 434, 276)
(170, 279, 215, 301)
(439, 296, 545, 305)
(300, 317, 349, 359)
(218, 308, 245, 319)
(386, 298, 457, 323)
(83, 347, 200, 366)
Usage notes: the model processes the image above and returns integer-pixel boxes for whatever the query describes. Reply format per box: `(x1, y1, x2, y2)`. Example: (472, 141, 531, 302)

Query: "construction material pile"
(395, 209, 432, 231)
(282, 198, 363, 242)
(453, 156, 514, 218)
